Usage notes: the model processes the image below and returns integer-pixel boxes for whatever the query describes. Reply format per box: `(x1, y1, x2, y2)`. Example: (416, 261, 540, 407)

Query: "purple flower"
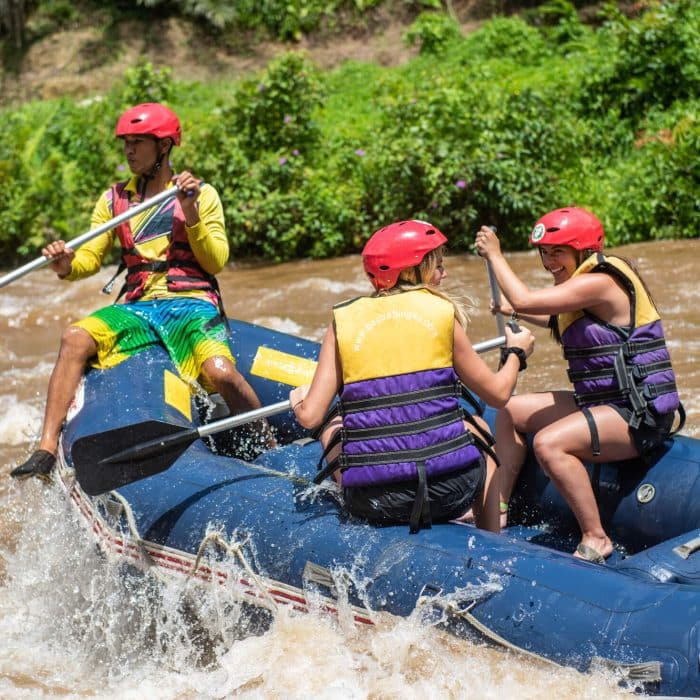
(279, 157, 288, 165)
(258, 83, 265, 92)
(431, 201, 438, 209)
(293, 149, 299, 156)
(355, 149, 366, 157)
(456, 180, 466, 189)
(284, 115, 292, 124)
(118, 164, 126, 171)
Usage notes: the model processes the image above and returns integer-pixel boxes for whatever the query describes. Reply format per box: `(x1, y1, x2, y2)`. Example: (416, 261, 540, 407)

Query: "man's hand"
(172, 171, 202, 226)
(42, 240, 75, 278)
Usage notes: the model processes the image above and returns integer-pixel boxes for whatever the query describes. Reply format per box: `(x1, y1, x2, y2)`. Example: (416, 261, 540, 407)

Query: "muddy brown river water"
(0, 239, 698, 698)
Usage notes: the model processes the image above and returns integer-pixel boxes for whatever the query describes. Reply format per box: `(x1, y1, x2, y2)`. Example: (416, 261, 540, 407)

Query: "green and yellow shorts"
(73, 298, 234, 387)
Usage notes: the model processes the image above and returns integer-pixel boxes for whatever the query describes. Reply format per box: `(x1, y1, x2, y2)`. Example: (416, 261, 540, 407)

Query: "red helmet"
(362, 220, 447, 290)
(115, 103, 182, 146)
(529, 207, 604, 252)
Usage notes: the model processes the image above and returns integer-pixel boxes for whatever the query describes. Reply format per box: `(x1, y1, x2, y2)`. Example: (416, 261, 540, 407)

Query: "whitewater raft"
(56, 319, 700, 697)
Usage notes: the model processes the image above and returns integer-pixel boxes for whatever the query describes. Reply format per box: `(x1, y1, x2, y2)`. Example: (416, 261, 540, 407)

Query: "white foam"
(0, 396, 42, 445)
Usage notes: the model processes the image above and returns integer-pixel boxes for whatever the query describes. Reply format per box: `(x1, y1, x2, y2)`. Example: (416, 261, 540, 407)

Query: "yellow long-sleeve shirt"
(64, 176, 228, 301)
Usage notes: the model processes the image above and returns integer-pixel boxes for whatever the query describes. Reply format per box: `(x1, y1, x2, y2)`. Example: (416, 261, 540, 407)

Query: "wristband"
(500, 346, 527, 371)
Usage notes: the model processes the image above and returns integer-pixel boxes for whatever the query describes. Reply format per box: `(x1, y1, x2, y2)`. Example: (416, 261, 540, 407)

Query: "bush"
(403, 11, 462, 56)
(581, 1, 700, 122)
(226, 52, 323, 158)
(118, 61, 175, 107)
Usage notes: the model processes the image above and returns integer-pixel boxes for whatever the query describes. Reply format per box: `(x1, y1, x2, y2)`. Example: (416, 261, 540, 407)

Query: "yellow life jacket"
(557, 253, 660, 337)
(334, 288, 455, 385)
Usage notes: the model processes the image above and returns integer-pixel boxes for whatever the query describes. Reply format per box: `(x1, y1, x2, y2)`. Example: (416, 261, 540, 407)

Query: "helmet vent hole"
(379, 265, 390, 270)
(546, 227, 560, 233)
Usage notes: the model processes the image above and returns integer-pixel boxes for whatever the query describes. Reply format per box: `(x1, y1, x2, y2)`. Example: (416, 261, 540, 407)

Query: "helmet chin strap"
(138, 140, 169, 200)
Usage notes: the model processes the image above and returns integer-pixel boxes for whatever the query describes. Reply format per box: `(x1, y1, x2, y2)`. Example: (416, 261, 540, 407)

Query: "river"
(1, 239, 698, 698)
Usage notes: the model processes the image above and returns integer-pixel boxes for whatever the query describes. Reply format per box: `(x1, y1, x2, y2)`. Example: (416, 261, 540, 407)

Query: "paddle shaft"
(102, 399, 292, 465)
(198, 399, 291, 440)
(485, 226, 506, 337)
(95, 335, 505, 466)
(0, 187, 178, 289)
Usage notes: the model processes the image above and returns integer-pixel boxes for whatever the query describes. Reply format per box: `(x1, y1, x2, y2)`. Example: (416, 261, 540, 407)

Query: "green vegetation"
(0, 0, 698, 265)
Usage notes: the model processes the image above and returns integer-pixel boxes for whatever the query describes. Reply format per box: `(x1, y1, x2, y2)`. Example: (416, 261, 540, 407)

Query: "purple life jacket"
(558, 254, 680, 429)
(336, 366, 482, 488)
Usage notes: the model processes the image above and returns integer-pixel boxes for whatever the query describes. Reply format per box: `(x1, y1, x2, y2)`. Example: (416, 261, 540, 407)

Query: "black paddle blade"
(71, 420, 198, 496)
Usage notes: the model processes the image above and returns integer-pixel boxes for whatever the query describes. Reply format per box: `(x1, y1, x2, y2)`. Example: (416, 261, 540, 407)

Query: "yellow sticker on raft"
(163, 369, 192, 421)
(250, 346, 318, 387)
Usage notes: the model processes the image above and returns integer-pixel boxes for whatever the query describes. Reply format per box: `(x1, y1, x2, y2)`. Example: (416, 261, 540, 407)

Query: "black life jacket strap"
(672, 403, 686, 435)
(310, 403, 340, 441)
(466, 426, 500, 468)
(334, 431, 475, 469)
(313, 429, 344, 484)
(460, 384, 484, 416)
(340, 409, 464, 442)
(581, 405, 601, 457)
(568, 359, 673, 384)
(409, 461, 432, 534)
(564, 337, 668, 360)
(340, 383, 460, 413)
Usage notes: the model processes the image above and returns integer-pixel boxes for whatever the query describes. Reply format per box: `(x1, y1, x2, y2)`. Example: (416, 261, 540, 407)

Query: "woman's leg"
(533, 405, 639, 558)
(496, 391, 580, 509)
(467, 416, 500, 533)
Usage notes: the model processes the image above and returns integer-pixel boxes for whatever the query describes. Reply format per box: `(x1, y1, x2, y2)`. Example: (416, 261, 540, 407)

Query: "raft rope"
(100, 488, 281, 609)
(189, 531, 279, 611)
(415, 589, 560, 667)
(101, 490, 165, 577)
(416, 587, 664, 685)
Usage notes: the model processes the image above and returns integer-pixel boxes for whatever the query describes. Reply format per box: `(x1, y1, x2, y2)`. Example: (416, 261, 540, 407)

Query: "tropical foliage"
(0, 0, 698, 264)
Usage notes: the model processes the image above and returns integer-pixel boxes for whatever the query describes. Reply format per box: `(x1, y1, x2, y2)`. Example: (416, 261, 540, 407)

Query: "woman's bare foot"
(573, 536, 614, 564)
(455, 503, 508, 528)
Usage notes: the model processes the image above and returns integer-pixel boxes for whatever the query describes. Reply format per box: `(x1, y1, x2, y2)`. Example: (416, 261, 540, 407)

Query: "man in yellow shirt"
(12, 102, 268, 481)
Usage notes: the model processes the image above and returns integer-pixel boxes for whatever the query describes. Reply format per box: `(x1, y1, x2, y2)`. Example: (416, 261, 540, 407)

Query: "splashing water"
(0, 480, 636, 700)
(3, 242, 699, 698)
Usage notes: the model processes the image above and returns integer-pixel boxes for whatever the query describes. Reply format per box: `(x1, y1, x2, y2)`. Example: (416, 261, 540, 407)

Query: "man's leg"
(12, 326, 96, 481)
(201, 356, 277, 448)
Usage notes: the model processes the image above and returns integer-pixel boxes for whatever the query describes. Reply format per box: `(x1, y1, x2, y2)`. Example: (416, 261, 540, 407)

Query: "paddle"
(71, 335, 507, 496)
(484, 226, 506, 336)
(72, 400, 292, 496)
(0, 188, 178, 289)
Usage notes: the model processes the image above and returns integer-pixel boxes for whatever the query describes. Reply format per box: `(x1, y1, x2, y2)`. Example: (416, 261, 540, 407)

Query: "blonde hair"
(373, 246, 472, 328)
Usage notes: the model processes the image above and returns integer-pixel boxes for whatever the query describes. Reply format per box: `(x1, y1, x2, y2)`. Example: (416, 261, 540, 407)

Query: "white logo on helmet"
(531, 223, 546, 242)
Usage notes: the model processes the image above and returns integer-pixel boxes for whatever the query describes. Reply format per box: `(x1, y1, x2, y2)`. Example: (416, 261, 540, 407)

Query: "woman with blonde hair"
(290, 220, 533, 533)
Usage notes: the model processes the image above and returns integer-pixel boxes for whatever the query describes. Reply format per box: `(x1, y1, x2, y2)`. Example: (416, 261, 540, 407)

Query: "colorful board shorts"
(73, 298, 235, 388)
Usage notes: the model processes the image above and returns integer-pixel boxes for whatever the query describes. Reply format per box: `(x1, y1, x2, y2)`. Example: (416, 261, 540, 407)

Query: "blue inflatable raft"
(56, 319, 700, 697)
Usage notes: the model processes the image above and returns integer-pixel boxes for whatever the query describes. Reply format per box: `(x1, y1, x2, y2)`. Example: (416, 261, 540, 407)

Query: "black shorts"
(610, 406, 675, 464)
(343, 458, 486, 527)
